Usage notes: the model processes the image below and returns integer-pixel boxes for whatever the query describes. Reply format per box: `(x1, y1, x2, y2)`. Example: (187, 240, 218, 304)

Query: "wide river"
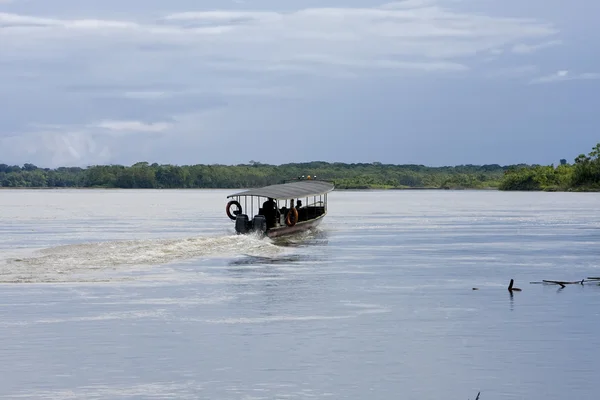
(0, 189, 599, 399)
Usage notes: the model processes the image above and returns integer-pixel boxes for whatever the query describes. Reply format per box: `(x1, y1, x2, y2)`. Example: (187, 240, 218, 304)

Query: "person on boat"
(263, 197, 275, 209)
(262, 197, 277, 228)
(294, 199, 303, 222)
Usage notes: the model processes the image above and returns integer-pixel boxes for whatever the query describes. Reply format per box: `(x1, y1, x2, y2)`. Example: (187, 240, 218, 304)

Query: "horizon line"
(1, 160, 560, 170)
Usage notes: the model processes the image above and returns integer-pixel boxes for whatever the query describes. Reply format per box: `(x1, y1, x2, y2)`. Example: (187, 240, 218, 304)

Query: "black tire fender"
(226, 200, 242, 220)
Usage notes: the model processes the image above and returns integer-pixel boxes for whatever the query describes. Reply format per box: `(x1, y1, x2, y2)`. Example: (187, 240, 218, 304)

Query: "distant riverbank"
(0, 186, 500, 191)
(0, 162, 506, 190)
(1, 142, 598, 192)
(499, 142, 600, 192)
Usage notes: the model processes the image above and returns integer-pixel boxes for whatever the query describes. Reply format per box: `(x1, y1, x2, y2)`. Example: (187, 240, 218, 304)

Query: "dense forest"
(0, 143, 598, 191)
(0, 161, 509, 190)
(499, 142, 600, 191)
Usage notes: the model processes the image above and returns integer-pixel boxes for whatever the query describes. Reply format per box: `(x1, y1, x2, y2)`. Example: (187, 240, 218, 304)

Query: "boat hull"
(265, 215, 325, 238)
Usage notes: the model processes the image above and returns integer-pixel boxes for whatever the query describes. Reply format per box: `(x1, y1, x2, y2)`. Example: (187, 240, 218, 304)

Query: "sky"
(1, 0, 599, 168)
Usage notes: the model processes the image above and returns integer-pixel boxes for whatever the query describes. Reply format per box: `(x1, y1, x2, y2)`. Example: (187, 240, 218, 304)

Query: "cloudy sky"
(1, 0, 598, 168)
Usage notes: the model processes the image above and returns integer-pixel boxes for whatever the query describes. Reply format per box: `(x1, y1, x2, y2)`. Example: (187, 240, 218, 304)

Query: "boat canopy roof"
(227, 180, 334, 200)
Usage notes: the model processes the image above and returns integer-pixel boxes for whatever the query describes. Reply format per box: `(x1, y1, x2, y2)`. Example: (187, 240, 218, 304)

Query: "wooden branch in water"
(587, 277, 600, 280)
(530, 279, 587, 286)
(542, 279, 584, 287)
(543, 280, 566, 288)
(508, 279, 521, 292)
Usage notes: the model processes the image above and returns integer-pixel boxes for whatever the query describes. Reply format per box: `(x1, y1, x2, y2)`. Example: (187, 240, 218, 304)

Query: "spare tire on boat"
(226, 200, 242, 220)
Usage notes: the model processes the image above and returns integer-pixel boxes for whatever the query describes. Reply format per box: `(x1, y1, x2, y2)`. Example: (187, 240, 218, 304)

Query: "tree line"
(0, 161, 509, 190)
(1, 143, 598, 191)
(499, 142, 600, 191)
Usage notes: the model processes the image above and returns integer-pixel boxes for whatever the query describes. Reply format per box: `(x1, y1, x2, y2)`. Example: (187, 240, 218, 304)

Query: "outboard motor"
(235, 214, 250, 234)
(252, 215, 267, 235)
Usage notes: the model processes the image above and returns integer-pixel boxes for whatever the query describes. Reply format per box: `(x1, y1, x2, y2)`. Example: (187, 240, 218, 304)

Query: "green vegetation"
(0, 161, 508, 190)
(499, 143, 600, 191)
(1, 142, 598, 191)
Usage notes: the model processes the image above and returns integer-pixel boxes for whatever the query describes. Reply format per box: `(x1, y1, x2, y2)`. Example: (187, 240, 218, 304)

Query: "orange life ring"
(285, 207, 298, 227)
(226, 200, 242, 220)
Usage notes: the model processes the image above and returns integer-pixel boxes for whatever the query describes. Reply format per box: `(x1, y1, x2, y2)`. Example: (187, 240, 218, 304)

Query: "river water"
(0, 189, 599, 399)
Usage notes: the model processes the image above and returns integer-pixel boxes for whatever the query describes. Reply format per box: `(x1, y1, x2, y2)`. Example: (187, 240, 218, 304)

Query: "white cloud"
(485, 65, 539, 79)
(512, 40, 562, 54)
(1, 3, 558, 76)
(0, 130, 112, 167)
(93, 120, 173, 133)
(529, 70, 600, 84)
(0, 119, 176, 167)
(121, 91, 169, 100)
(380, 0, 439, 9)
(0, 117, 182, 166)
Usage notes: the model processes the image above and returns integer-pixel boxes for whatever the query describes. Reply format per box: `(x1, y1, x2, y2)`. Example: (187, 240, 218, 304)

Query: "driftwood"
(530, 279, 588, 287)
(508, 279, 521, 292)
(472, 277, 600, 292)
(542, 279, 584, 288)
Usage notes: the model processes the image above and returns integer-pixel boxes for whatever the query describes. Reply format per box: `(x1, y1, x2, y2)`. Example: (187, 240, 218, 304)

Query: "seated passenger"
(263, 197, 275, 210)
(262, 198, 277, 228)
(295, 200, 305, 222)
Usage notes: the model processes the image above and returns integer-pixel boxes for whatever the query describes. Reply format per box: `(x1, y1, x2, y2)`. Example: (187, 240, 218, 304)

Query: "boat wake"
(0, 233, 285, 284)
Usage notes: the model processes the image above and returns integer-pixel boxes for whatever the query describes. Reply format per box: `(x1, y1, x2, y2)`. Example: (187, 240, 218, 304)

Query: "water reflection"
(270, 228, 330, 247)
(228, 254, 315, 268)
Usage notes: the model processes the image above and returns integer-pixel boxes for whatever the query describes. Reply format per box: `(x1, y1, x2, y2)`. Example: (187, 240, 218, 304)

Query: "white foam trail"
(8, 381, 206, 400)
(8, 381, 330, 400)
(0, 309, 169, 327)
(0, 233, 285, 283)
(200, 302, 391, 324)
(202, 314, 355, 324)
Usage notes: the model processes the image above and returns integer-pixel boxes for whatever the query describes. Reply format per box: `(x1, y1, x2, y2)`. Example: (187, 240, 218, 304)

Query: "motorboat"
(225, 177, 334, 238)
